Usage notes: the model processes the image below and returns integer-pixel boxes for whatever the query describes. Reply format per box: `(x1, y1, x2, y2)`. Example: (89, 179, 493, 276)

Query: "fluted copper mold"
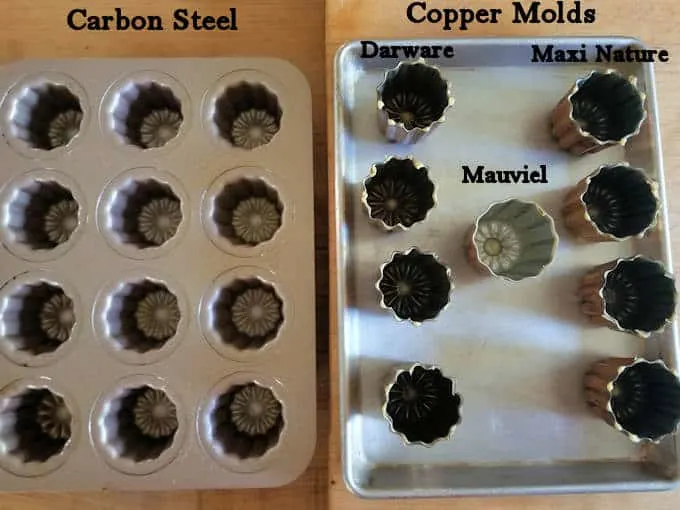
(467, 199, 558, 282)
(585, 357, 680, 443)
(109, 178, 183, 249)
(0, 387, 73, 463)
(208, 382, 284, 460)
(579, 256, 676, 337)
(377, 59, 453, 144)
(563, 163, 659, 242)
(362, 156, 435, 231)
(213, 82, 282, 149)
(377, 248, 452, 324)
(551, 70, 646, 155)
(210, 277, 284, 351)
(112, 81, 183, 149)
(0, 281, 75, 356)
(212, 177, 283, 247)
(9, 82, 83, 150)
(383, 364, 462, 446)
(7, 180, 80, 251)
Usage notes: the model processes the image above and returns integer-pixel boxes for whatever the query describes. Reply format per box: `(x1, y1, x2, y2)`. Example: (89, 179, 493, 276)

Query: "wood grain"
(327, 0, 680, 508)
(0, 1, 328, 509)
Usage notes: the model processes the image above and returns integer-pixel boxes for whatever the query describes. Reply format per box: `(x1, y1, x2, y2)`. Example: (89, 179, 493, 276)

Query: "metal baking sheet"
(0, 58, 315, 491)
(333, 37, 679, 497)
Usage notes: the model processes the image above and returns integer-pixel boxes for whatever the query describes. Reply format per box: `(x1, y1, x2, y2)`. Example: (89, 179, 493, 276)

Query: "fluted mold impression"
(212, 178, 283, 247)
(112, 81, 183, 149)
(213, 82, 282, 149)
(10, 82, 83, 150)
(209, 278, 284, 351)
(0, 281, 75, 357)
(105, 279, 181, 354)
(209, 382, 284, 460)
(99, 385, 178, 463)
(6, 180, 80, 251)
(108, 178, 183, 249)
(0, 387, 73, 464)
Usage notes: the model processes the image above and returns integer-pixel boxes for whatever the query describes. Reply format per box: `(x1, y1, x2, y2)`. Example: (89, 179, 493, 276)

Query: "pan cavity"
(95, 383, 180, 469)
(108, 178, 183, 249)
(0, 280, 75, 360)
(103, 279, 181, 355)
(9, 82, 83, 150)
(212, 178, 283, 247)
(207, 381, 284, 460)
(213, 82, 282, 149)
(208, 277, 284, 352)
(5, 180, 80, 252)
(0, 383, 75, 476)
(111, 81, 183, 149)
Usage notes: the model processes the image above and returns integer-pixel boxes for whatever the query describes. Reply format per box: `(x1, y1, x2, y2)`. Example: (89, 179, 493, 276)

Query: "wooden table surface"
(326, 0, 680, 509)
(0, 1, 328, 509)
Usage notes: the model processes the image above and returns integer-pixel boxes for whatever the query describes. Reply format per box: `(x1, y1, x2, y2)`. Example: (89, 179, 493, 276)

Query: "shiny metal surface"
(334, 37, 679, 497)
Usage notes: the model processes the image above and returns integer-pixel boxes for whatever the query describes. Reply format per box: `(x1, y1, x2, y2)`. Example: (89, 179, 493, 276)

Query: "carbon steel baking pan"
(333, 38, 678, 497)
(0, 58, 315, 491)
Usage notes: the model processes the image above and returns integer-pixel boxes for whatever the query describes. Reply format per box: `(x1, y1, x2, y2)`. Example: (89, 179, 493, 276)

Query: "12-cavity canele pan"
(334, 38, 679, 497)
(0, 58, 315, 490)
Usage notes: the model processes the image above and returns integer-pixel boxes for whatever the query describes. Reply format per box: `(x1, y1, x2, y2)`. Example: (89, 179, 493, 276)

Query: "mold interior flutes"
(585, 358, 680, 442)
(563, 164, 658, 241)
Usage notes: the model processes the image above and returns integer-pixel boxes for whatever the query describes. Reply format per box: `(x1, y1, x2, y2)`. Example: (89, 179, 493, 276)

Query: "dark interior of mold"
(378, 250, 451, 322)
(105, 279, 179, 354)
(13, 84, 82, 150)
(213, 82, 282, 146)
(0, 282, 74, 356)
(385, 365, 461, 445)
(211, 277, 283, 350)
(583, 165, 657, 238)
(569, 71, 645, 142)
(210, 383, 284, 460)
(212, 177, 283, 246)
(603, 258, 676, 333)
(7, 180, 78, 250)
(114, 81, 183, 149)
(109, 178, 181, 249)
(4, 388, 71, 463)
(379, 62, 449, 130)
(364, 158, 435, 228)
(105, 385, 176, 463)
(611, 361, 680, 441)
